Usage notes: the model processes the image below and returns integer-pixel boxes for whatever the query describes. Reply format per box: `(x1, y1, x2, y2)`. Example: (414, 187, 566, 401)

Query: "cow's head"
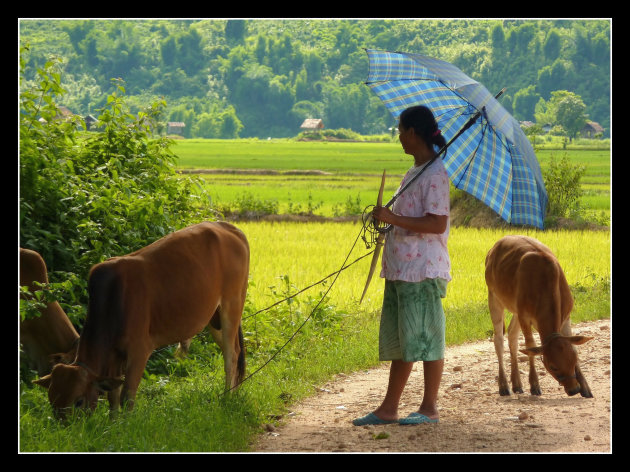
(520, 334, 592, 396)
(33, 364, 123, 420)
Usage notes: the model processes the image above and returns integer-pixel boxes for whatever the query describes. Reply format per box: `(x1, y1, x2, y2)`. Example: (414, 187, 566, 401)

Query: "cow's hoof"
(530, 386, 542, 396)
(499, 388, 511, 396)
(512, 387, 523, 394)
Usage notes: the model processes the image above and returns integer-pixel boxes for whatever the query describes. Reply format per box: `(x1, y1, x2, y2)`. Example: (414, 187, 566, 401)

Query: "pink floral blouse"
(380, 159, 451, 283)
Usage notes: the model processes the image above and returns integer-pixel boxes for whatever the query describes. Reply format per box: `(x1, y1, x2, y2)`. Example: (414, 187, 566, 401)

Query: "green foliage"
(19, 19, 610, 138)
(19, 46, 209, 325)
(19, 275, 82, 323)
(543, 153, 586, 221)
(215, 192, 279, 219)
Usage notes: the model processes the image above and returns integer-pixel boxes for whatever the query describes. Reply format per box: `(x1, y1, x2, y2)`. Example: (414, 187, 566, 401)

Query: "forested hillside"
(19, 19, 610, 138)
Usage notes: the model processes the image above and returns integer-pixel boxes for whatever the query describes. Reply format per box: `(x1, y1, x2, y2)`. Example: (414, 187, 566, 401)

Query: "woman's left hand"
(372, 206, 395, 225)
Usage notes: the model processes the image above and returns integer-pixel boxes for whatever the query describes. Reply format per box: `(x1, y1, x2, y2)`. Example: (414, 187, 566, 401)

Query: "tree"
(160, 36, 177, 66)
(534, 90, 587, 140)
(219, 106, 243, 138)
(177, 28, 204, 75)
(323, 83, 370, 132)
(534, 97, 554, 127)
(543, 29, 561, 60)
(491, 24, 506, 52)
(20, 49, 207, 324)
(193, 112, 218, 138)
(225, 19, 246, 44)
(555, 94, 587, 140)
(537, 59, 567, 99)
(513, 85, 540, 121)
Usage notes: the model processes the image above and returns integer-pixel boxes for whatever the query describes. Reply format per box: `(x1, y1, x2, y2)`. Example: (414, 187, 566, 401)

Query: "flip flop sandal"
(352, 412, 397, 426)
(398, 412, 439, 425)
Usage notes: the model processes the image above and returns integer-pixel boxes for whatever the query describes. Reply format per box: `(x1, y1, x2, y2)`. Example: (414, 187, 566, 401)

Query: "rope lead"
(220, 221, 372, 396)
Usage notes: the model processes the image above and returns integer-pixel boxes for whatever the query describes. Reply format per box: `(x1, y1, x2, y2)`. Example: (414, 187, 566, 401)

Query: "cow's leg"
(521, 324, 541, 395)
(489, 291, 510, 396)
(121, 350, 152, 410)
(507, 314, 524, 394)
(208, 306, 224, 352)
(107, 385, 122, 412)
(560, 319, 593, 398)
(175, 338, 192, 358)
(218, 299, 244, 392)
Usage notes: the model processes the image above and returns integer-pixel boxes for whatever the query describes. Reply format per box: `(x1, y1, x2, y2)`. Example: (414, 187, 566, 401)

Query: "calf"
(485, 235, 592, 397)
(34, 221, 250, 418)
(20, 248, 80, 376)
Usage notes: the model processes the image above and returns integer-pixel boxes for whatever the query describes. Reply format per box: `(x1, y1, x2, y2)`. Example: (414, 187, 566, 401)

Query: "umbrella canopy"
(365, 49, 548, 229)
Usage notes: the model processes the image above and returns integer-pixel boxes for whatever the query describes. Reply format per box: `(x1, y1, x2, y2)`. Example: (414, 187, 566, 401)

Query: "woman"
(353, 105, 451, 426)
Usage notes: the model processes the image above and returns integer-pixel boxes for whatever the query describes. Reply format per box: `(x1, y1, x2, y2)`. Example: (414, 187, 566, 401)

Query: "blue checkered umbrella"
(365, 49, 548, 229)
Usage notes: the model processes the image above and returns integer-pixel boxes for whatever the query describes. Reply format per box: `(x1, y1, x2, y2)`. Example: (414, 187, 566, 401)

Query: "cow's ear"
(520, 346, 543, 356)
(33, 374, 52, 389)
(566, 335, 593, 346)
(94, 377, 124, 392)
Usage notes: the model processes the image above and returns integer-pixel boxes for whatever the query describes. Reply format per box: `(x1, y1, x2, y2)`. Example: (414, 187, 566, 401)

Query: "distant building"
(37, 106, 74, 124)
(56, 106, 74, 120)
(581, 121, 604, 138)
(167, 122, 186, 136)
(84, 115, 98, 131)
(300, 118, 324, 133)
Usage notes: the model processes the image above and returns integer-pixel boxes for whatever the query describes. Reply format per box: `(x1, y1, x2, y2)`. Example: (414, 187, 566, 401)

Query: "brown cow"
(20, 248, 80, 376)
(485, 235, 593, 398)
(34, 221, 249, 418)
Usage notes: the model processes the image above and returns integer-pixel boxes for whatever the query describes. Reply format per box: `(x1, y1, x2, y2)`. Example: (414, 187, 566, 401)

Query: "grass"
(174, 140, 611, 220)
(174, 138, 412, 174)
(20, 138, 611, 451)
(19, 222, 609, 452)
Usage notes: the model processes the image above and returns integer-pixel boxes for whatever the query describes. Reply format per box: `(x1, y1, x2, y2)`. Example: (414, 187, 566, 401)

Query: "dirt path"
(253, 319, 612, 453)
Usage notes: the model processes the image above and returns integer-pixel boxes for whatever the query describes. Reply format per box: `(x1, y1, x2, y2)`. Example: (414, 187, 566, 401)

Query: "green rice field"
(238, 221, 610, 346)
(173, 139, 611, 220)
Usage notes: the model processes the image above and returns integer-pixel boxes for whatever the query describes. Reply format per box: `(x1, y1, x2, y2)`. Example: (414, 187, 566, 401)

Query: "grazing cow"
(485, 235, 593, 398)
(34, 221, 249, 418)
(20, 248, 80, 376)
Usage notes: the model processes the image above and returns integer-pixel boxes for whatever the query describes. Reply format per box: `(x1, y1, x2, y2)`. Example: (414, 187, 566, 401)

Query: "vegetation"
(168, 139, 610, 227)
(20, 222, 610, 451)
(18, 24, 610, 451)
(19, 47, 209, 327)
(19, 19, 610, 138)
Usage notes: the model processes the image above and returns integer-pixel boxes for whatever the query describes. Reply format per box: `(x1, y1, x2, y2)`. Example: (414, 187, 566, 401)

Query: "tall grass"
(20, 222, 610, 452)
(240, 222, 610, 345)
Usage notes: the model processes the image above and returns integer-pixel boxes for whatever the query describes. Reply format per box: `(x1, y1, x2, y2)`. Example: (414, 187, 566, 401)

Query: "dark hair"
(399, 105, 447, 151)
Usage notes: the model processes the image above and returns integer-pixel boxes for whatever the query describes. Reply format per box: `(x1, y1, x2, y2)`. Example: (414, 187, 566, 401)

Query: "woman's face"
(398, 122, 433, 164)
(398, 123, 414, 155)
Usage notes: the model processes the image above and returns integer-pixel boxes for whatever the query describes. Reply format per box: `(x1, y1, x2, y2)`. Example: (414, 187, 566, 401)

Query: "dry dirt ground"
(253, 318, 612, 453)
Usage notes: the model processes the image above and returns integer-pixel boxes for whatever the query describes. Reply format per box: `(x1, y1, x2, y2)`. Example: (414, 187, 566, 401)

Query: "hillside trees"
(19, 19, 610, 138)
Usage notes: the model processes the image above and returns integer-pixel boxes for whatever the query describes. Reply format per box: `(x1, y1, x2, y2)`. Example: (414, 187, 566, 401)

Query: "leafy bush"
(19, 46, 210, 325)
(215, 192, 279, 219)
(542, 153, 586, 221)
(297, 128, 362, 141)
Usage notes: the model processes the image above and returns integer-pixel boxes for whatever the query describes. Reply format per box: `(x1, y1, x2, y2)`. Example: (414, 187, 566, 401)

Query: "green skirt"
(379, 278, 447, 362)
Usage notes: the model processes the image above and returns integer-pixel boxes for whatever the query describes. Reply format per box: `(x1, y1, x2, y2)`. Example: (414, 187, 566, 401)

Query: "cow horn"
(359, 170, 386, 304)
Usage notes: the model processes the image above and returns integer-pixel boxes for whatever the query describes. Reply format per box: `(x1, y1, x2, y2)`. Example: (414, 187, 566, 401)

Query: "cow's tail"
(237, 323, 246, 384)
